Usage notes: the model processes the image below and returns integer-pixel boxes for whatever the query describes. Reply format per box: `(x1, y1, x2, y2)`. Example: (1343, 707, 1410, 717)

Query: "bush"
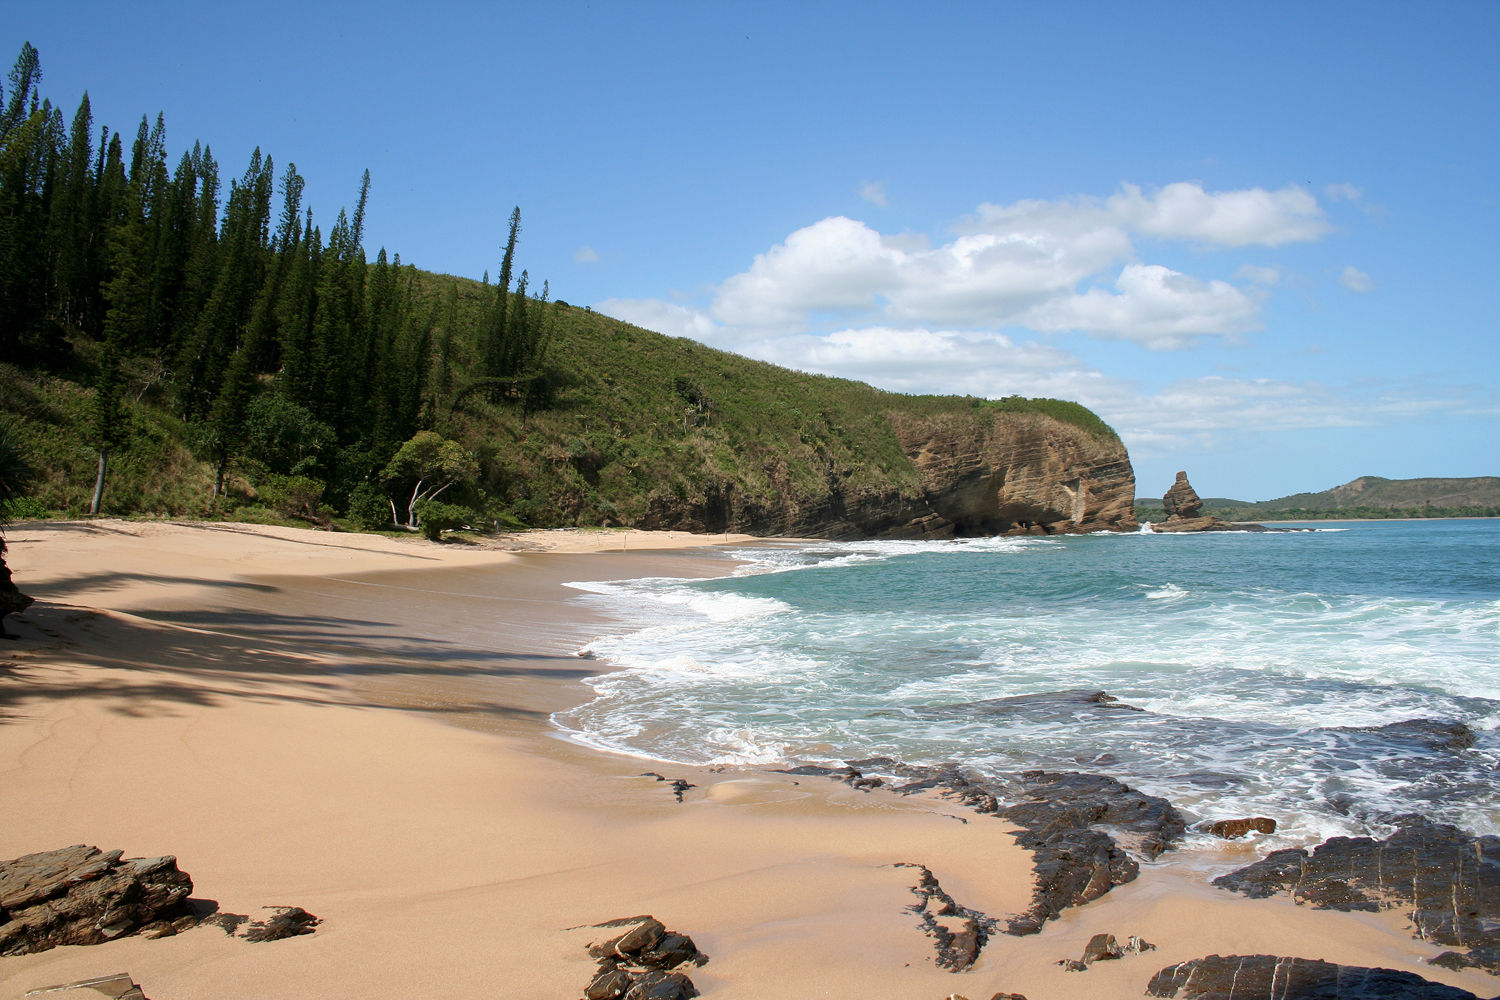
(347, 481, 392, 531)
(256, 475, 326, 521)
(0, 496, 47, 521)
(412, 499, 471, 541)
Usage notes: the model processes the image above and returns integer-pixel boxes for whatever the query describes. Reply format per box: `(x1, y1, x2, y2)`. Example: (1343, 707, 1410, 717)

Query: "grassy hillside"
(2, 272, 1120, 532)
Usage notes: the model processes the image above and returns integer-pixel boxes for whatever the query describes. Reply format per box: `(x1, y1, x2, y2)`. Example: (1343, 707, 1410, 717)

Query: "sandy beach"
(1, 520, 1495, 999)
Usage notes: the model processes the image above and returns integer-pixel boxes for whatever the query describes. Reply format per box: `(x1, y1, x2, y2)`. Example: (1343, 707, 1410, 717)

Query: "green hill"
(1136, 477, 1499, 522)
(1, 279, 1118, 532)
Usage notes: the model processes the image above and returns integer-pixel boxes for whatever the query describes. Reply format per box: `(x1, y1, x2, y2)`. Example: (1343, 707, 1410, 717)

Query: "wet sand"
(1, 520, 1494, 999)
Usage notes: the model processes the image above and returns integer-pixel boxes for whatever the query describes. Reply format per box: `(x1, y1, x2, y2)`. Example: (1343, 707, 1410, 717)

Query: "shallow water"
(552, 520, 1500, 850)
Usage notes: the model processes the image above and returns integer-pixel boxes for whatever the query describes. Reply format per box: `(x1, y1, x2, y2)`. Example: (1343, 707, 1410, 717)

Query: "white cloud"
(573, 245, 600, 264)
(969, 181, 1329, 248)
(660, 180, 1330, 346)
(1234, 264, 1282, 285)
(1018, 265, 1260, 349)
(859, 180, 888, 207)
(1104, 182, 1329, 246)
(595, 298, 718, 339)
(723, 326, 1479, 457)
(1325, 183, 1363, 202)
(1339, 266, 1374, 293)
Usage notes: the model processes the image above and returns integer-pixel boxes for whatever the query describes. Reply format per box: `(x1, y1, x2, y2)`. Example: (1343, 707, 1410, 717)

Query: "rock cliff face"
(640, 409, 1137, 539)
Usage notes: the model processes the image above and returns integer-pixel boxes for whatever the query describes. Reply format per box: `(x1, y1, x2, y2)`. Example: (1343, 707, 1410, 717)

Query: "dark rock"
(640, 774, 697, 802)
(1214, 819, 1500, 974)
(583, 916, 707, 999)
(585, 964, 635, 1000)
(1081, 932, 1122, 963)
(21, 973, 151, 999)
(1008, 827, 1137, 936)
(1145, 954, 1493, 999)
(241, 906, 319, 942)
(0, 845, 194, 956)
(940, 689, 1145, 722)
(1205, 817, 1277, 839)
(787, 751, 1185, 936)
(897, 863, 997, 972)
(200, 911, 248, 935)
(622, 971, 699, 1000)
(1057, 959, 1088, 971)
(1332, 719, 1478, 752)
(1162, 471, 1203, 520)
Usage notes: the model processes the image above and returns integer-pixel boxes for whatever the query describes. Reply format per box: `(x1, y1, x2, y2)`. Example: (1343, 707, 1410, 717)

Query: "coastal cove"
(1, 521, 1496, 999)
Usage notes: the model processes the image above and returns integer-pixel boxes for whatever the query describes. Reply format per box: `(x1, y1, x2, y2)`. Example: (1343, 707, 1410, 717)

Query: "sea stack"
(1153, 472, 1236, 532)
(1161, 472, 1203, 520)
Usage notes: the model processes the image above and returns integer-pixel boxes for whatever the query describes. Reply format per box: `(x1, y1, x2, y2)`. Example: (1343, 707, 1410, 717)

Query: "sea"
(553, 519, 1500, 853)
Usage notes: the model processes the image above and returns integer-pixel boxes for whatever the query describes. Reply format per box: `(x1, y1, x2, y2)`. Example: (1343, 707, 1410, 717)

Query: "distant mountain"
(1135, 496, 1256, 509)
(1137, 476, 1499, 521)
(1254, 476, 1500, 511)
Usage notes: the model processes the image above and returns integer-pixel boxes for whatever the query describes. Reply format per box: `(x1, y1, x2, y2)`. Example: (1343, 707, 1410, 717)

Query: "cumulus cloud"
(859, 180, 888, 207)
(723, 326, 1479, 456)
(1019, 265, 1260, 349)
(1234, 264, 1282, 285)
(595, 298, 718, 339)
(1339, 266, 1374, 292)
(970, 181, 1329, 248)
(573, 245, 600, 263)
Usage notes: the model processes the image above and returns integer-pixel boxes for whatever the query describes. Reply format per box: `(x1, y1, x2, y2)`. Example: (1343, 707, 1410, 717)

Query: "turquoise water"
(554, 520, 1500, 849)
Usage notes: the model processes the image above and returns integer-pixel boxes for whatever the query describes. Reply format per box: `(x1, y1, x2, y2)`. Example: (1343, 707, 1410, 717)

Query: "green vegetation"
(1134, 476, 1500, 522)
(0, 42, 1120, 536)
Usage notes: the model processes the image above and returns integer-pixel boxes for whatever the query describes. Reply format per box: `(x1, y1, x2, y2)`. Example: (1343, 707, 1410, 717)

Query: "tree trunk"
(89, 448, 108, 515)
(213, 456, 227, 499)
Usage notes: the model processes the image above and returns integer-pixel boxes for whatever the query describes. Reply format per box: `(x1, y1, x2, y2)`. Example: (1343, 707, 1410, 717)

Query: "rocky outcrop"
(897, 863, 997, 971)
(1203, 817, 1277, 840)
(639, 410, 1137, 539)
(0, 846, 195, 955)
(776, 745, 1186, 937)
(1163, 471, 1203, 519)
(582, 915, 708, 1000)
(1146, 955, 1494, 999)
(1213, 819, 1500, 974)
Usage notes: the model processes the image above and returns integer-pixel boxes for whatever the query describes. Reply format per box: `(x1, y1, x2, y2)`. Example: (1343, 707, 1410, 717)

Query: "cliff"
(636, 407, 1137, 540)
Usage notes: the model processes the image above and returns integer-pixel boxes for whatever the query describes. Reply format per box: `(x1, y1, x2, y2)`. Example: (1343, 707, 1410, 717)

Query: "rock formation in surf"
(639, 408, 1137, 539)
(1214, 818, 1500, 974)
(777, 735, 1186, 939)
(0, 845, 195, 955)
(1151, 471, 1252, 533)
(1146, 954, 1493, 999)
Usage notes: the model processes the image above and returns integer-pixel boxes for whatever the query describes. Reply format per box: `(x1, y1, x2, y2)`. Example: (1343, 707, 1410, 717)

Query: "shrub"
(256, 475, 326, 521)
(412, 499, 471, 541)
(0, 496, 47, 521)
(347, 481, 392, 531)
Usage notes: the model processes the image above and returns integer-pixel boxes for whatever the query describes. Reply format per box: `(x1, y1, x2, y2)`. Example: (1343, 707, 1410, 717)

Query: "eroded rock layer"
(1214, 819, 1500, 974)
(0, 845, 194, 956)
(639, 409, 1136, 539)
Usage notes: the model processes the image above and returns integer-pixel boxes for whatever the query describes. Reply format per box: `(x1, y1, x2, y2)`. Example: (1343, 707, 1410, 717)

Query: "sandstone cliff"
(639, 409, 1137, 539)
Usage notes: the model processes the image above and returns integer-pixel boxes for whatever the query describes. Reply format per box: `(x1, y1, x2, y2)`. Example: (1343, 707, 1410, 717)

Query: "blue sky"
(14, 2, 1498, 500)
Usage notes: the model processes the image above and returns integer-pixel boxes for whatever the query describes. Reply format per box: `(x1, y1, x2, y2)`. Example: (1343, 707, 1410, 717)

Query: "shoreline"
(2, 521, 1495, 998)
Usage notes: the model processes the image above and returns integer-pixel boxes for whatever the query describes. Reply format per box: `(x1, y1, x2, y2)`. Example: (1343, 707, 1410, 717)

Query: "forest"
(0, 42, 559, 536)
